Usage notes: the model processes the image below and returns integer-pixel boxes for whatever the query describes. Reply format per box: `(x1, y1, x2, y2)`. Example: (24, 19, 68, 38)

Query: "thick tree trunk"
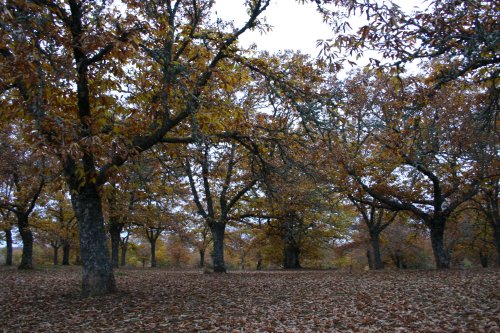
(210, 222, 226, 273)
(4, 229, 13, 266)
(109, 222, 122, 269)
(120, 242, 127, 267)
(256, 258, 263, 271)
(256, 252, 263, 271)
(52, 245, 60, 266)
(366, 249, 373, 270)
(199, 248, 205, 268)
(283, 218, 301, 269)
(369, 230, 384, 269)
(150, 239, 157, 268)
(18, 214, 33, 270)
(71, 184, 116, 296)
(429, 219, 450, 269)
(479, 250, 488, 268)
(62, 242, 70, 265)
(283, 243, 301, 269)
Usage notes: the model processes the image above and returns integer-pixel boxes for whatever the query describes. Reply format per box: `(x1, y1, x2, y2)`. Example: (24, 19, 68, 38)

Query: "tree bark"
(62, 242, 70, 265)
(283, 218, 301, 269)
(52, 244, 60, 266)
(4, 229, 13, 266)
(109, 222, 122, 269)
(283, 244, 301, 269)
(210, 222, 226, 273)
(283, 242, 301, 269)
(199, 248, 205, 268)
(71, 184, 116, 296)
(429, 218, 450, 268)
(366, 249, 373, 270)
(150, 239, 157, 268)
(120, 241, 127, 267)
(18, 214, 33, 270)
(369, 229, 384, 269)
(479, 250, 489, 268)
(256, 252, 263, 271)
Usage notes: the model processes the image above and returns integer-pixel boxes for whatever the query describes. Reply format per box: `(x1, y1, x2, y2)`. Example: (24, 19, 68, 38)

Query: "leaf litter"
(0, 267, 499, 332)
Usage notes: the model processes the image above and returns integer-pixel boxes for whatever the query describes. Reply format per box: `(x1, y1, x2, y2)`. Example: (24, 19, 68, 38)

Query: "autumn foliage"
(0, 5, 498, 332)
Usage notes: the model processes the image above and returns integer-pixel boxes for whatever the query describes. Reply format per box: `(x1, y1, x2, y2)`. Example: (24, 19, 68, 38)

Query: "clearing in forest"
(0, 267, 499, 332)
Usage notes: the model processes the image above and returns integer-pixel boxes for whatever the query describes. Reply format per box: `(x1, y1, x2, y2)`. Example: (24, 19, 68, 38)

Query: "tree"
(175, 214, 212, 268)
(104, 177, 136, 268)
(1, 0, 270, 294)
(119, 227, 131, 267)
(350, 197, 397, 269)
(472, 183, 500, 266)
(0, 127, 47, 269)
(37, 185, 78, 266)
(328, 69, 486, 268)
(185, 140, 260, 272)
(0, 209, 14, 266)
(319, 0, 499, 85)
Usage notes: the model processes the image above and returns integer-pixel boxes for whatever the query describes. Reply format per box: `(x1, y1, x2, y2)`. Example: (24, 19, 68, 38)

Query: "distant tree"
(0, 209, 14, 266)
(0, 127, 48, 269)
(120, 227, 131, 267)
(471, 184, 500, 266)
(37, 185, 78, 266)
(104, 178, 136, 269)
(349, 197, 398, 270)
(327, 69, 488, 268)
(185, 140, 260, 272)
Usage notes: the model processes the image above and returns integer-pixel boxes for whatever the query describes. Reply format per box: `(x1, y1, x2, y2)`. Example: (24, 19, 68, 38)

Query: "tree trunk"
(429, 219, 450, 269)
(109, 222, 122, 269)
(484, 185, 499, 267)
(210, 222, 226, 273)
(18, 214, 33, 270)
(4, 229, 13, 266)
(240, 255, 245, 270)
(366, 249, 373, 270)
(369, 230, 384, 269)
(256, 252, 263, 271)
(199, 248, 205, 268)
(391, 251, 404, 269)
(395, 255, 402, 269)
(283, 242, 301, 269)
(150, 239, 157, 268)
(479, 250, 488, 268)
(52, 244, 60, 266)
(120, 241, 127, 267)
(491, 221, 500, 267)
(71, 184, 116, 296)
(256, 258, 263, 271)
(62, 242, 70, 265)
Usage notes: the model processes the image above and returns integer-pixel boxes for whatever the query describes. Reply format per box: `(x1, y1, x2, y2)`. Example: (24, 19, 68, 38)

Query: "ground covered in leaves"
(1, 267, 499, 332)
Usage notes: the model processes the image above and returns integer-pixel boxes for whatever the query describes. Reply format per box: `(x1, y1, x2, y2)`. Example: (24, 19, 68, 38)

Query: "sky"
(212, 0, 334, 57)
(212, 0, 426, 58)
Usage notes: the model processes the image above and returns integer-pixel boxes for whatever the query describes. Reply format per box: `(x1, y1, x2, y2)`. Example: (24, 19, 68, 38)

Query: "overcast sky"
(212, 0, 334, 56)
(212, 0, 426, 58)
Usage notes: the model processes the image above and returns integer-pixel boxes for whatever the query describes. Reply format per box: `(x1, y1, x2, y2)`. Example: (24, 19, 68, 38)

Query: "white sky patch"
(213, 0, 333, 56)
(213, 0, 426, 57)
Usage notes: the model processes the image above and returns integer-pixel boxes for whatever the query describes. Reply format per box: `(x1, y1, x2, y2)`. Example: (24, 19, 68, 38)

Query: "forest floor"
(0, 267, 499, 332)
